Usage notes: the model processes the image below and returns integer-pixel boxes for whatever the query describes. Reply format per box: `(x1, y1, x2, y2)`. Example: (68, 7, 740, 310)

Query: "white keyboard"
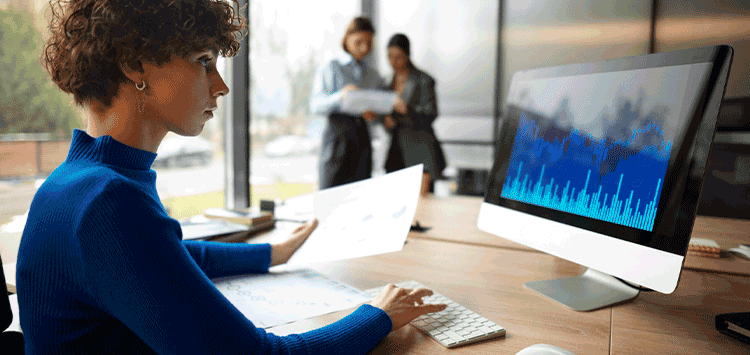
(365, 281, 506, 348)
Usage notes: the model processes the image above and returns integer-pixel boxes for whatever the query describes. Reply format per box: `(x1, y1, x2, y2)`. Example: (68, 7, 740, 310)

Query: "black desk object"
(716, 311, 750, 344)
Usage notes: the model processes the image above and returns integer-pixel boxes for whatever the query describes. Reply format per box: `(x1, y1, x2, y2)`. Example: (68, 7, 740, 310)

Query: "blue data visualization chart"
(501, 109, 671, 231)
(499, 64, 705, 231)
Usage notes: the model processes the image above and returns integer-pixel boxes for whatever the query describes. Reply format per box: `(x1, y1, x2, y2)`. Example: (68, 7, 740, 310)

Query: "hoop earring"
(135, 81, 146, 116)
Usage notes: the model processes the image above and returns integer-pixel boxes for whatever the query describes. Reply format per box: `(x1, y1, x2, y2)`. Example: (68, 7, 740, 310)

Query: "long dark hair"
(387, 33, 414, 70)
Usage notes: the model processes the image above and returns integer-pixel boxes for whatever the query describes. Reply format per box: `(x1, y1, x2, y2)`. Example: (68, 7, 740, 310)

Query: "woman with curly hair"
(17, 1, 445, 354)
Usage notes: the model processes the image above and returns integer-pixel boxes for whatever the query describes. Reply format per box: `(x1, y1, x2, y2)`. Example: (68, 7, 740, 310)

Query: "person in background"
(384, 33, 447, 196)
(16, 1, 445, 354)
(310, 17, 387, 189)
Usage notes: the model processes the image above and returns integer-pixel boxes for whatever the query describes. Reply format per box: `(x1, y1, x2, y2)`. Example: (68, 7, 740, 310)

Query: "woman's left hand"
(384, 115, 396, 130)
(270, 219, 318, 266)
(363, 110, 377, 122)
(394, 97, 407, 115)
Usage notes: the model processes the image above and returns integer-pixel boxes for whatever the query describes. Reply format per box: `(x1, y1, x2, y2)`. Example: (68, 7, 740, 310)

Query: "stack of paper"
(179, 215, 249, 241)
(203, 208, 273, 226)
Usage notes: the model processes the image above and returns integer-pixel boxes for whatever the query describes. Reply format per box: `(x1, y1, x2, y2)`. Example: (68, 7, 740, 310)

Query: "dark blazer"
(385, 67, 447, 179)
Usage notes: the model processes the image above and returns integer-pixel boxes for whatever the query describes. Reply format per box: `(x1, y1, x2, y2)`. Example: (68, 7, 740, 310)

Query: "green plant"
(0, 7, 82, 139)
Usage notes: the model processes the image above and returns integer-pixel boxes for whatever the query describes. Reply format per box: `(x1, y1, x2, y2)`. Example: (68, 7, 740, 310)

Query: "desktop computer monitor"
(478, 45, 733, 311)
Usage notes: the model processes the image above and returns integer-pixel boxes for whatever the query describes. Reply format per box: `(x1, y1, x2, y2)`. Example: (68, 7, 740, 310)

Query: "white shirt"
(310, 52, 386, 117)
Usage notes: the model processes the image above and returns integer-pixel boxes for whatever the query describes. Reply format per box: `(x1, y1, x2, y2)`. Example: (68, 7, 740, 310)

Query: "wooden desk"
(683, 215, 750, 275)
(412, 195, 750, 275)
(267, 238, 611, 355)
(243, 237, 750, 354)
(239, 198, 750, 353)
(611, 270, 750, 354)
(411, 195, 534, 251)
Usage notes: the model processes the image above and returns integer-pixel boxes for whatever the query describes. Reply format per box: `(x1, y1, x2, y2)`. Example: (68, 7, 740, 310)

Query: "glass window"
(0, 2, 228, 263)
(153, 58, 228, 221)
(249, 0, 359, 200)
(501, 0, 651, 106)
(0, 2, 86, 263)
(655, 1, 750, 216)
(377, 0, 500, 173)
(655, 0, 750, 99)
(153, 91, 227, 221)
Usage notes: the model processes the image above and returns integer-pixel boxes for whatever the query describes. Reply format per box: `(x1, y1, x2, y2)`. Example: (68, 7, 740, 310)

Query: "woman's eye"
(199, 57, 213, 69)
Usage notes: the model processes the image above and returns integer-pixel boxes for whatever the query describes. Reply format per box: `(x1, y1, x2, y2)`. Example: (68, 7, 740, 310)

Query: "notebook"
(716, 311, 750, 344)
(179, 217, 250, 241)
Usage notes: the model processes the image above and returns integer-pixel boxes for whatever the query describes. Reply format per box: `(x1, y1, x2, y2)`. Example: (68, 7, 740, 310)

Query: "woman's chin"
(174, 124, 205, 137)
(191, 124, 206, 136)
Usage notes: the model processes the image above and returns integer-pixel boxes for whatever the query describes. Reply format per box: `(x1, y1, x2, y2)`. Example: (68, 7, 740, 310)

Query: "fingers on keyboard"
(365, 281, 506, 349)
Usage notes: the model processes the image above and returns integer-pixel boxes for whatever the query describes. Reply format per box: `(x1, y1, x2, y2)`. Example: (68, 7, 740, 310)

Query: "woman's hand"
(394, 97, 407, 115)
(370, 284, 447, 332)
(384, 115, 396, 130)
(363, 110, 377, 122)
(341, 84, 358, 98)
(270, 219, 318, 266)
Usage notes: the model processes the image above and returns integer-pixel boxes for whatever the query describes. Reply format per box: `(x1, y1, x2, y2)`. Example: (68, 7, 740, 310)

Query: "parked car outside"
(263, 135, 320, 158)
(154, 135, 214, 168)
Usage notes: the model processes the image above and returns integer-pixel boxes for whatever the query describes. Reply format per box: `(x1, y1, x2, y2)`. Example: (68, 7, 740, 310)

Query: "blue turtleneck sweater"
(16, 129, 391, 354)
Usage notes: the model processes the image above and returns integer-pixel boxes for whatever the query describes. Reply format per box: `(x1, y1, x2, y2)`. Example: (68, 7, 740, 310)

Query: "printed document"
(285, 164, 423, 266)
(213, 267, 372, 328)
(340, 89, 398, 115)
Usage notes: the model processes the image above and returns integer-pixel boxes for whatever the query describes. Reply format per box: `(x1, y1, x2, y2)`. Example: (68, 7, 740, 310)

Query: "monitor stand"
(524, 268, 640, 311)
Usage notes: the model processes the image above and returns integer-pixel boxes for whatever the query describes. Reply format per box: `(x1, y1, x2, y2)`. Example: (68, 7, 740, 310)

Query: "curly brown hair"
(43, 0, 247, 107)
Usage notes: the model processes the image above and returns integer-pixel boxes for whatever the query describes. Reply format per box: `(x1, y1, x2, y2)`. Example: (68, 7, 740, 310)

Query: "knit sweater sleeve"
(181, 240, 272, 279)
(76, 179, 392, 354)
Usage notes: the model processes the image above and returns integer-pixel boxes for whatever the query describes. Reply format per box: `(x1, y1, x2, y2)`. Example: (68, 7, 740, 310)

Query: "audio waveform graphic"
(503, 164, 662, 230)
(501, 111, 673, 231)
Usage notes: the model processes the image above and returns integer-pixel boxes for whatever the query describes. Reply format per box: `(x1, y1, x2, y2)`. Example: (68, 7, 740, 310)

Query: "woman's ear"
(117, 60, 144, 85)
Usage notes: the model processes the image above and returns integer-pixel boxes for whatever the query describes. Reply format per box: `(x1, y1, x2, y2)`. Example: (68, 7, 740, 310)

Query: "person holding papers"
(383, 34, 447, 196)
(16, 1, 446, 354)
(310, 17, 395, 189)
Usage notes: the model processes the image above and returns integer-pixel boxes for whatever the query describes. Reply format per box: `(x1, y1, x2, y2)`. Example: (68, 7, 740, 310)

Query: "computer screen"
(478, 46, 732, 310)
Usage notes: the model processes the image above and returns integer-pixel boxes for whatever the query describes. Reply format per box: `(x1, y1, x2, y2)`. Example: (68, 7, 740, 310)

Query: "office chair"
(1, 254, 24, 354)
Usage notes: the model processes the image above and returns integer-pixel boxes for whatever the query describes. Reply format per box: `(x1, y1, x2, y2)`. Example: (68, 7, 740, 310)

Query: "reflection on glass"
(501, 0, 650, 108)
(249, 0, 358, 202)
(655, 0, 750, 99)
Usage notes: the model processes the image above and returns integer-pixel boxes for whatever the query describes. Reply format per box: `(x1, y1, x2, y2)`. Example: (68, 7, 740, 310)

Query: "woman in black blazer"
(384, 34, 447, 195)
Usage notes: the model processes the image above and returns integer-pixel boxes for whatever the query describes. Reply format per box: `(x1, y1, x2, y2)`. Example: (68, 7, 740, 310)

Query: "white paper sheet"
(212, 266, 372, 328)
(274, 193, 314, 222)
(340, 89, 398, 115)
(285, 164, 423, 266)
